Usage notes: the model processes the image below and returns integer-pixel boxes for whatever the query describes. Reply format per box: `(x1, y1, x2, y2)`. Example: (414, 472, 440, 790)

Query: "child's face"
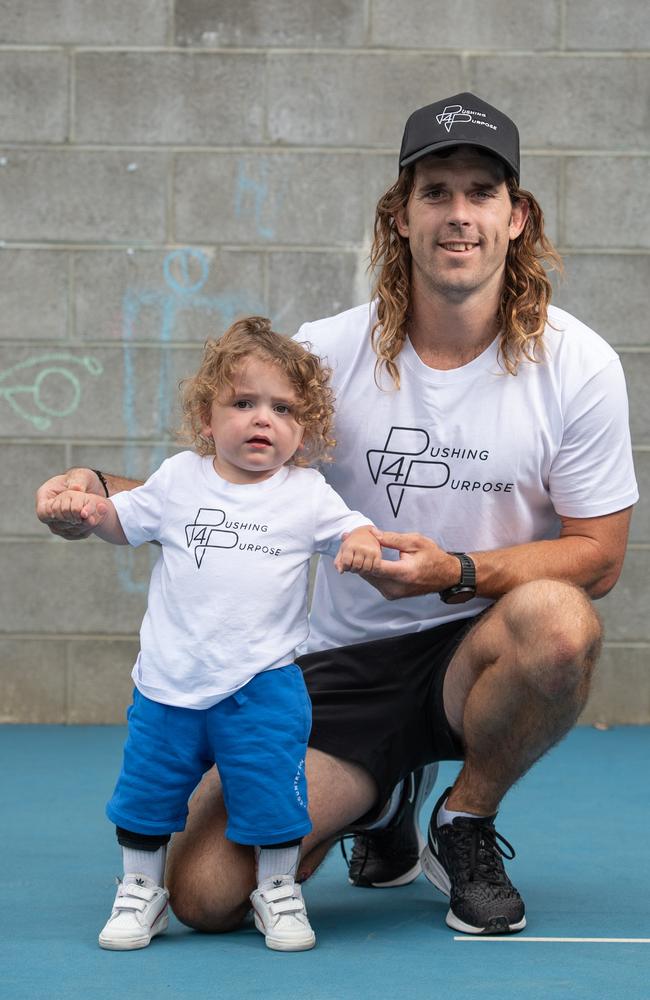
(201, 355, 305, 484)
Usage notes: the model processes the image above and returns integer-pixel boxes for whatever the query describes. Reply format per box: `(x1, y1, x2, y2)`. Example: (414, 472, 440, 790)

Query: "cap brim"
(400, 138, 519, 182)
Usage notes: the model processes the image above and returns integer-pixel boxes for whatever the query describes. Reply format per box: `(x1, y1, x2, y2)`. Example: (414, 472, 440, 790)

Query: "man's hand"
(361, 530, 460, 600)
(45, 489, 110, 531)
(334, 526, 382, 575)
(35, 468, 103, 540)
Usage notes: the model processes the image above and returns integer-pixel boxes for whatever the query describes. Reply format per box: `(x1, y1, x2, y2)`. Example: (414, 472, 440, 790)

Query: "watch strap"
(450, 551, 476, 588)
(438, 552, 477, 604)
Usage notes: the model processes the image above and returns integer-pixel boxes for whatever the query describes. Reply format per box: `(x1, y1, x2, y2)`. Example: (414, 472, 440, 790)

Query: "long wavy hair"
(369, 159, 563, 387)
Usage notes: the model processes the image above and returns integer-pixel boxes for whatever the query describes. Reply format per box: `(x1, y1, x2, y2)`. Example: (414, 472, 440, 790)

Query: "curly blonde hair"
(370, 159, 563, 387)
(180, 316, 336, 466)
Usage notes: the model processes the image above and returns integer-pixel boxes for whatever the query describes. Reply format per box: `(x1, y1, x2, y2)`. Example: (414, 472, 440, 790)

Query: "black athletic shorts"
(297, 615, 480, 818)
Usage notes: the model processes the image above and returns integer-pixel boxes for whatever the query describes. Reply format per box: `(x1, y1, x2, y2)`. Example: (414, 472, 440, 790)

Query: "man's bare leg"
(166, 748, 377, 932)
(442, 578, 602, 814)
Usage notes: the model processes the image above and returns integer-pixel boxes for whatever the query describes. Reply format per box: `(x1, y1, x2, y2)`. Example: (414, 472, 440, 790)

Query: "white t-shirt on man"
(111, 452, 370, 709)
(297, 302, 638, 652)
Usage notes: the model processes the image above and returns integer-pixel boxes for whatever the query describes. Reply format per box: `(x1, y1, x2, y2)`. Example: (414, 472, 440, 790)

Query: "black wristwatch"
(439, 552, 477, 605)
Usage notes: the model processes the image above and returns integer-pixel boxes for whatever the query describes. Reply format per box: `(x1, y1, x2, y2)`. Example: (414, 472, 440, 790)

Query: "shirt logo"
(436, 104, 473, 132)
(367, 427, 449, 517)
(185, 508, 238, 567)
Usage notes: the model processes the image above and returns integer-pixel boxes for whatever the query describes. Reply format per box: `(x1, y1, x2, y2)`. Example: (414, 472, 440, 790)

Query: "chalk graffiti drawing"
(234, 158, 278, 240)
(118, 246, 263, 592)
(0, 353, 103, 431)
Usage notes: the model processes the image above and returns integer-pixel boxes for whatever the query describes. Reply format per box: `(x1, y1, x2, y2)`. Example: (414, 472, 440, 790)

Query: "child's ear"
(199, 405, 213, 438)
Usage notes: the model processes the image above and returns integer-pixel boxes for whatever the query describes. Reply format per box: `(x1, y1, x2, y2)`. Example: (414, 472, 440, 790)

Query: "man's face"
(395, 147, 528, 305)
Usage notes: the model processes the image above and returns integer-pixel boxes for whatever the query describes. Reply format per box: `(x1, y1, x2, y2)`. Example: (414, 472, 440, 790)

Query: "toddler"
(46, 317, 381, 952)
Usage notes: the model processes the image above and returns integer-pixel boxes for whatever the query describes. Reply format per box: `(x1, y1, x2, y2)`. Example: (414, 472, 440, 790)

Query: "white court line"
(455, 936, 650, 943)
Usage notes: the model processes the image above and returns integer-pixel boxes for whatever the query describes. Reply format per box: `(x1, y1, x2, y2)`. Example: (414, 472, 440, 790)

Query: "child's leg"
(208, 666, 315, 950)
(255, 836, 302, 883)
(99, 691, 210, 951)
(250, 838, 314, 952)
(117, 827, 170, 886)
(99, 829, 171, 952)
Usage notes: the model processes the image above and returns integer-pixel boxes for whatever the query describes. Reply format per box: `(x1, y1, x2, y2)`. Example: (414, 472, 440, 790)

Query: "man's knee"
(167, 873, 250, 934)
(500, 579, 602, 698)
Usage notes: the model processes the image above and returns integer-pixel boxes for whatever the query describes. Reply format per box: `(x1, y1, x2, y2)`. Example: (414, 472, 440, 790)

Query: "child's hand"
(45, 489, 109, 530)
(334, 526, 382, 574)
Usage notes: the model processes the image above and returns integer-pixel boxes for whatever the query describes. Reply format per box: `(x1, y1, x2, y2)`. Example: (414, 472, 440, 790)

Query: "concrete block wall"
(0, 0, 648, 723)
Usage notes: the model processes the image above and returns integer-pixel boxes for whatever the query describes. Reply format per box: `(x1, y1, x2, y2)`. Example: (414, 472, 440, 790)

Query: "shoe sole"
(98, 909, 169, 951)
(253, 914, 316, 951)
(420, 846, 526, 936)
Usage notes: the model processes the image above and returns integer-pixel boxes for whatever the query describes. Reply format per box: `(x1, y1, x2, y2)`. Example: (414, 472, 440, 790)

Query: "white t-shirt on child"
(111, 451, 370, 709)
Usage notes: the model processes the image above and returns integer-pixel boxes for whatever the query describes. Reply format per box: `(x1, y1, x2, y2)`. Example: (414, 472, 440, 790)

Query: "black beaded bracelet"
(93, 469, 110, 498)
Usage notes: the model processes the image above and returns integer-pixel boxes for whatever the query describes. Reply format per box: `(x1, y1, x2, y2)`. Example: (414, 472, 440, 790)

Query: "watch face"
(441, 586, 476, 605)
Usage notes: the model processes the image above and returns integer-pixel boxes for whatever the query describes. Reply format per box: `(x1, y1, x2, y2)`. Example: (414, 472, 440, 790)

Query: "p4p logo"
(366, 427, 449, 516)
(185, 508, 238, 568)
(435, 104, 473, 132)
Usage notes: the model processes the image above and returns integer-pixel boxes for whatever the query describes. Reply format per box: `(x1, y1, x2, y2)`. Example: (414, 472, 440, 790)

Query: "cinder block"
(372, 0, 560, 49)
(268, 251, 365, 335)
(75, 53, 266, 146)
(470, 57, 649, 150)
(174, 153, 369, 246)
(175, 0, 366, 47)
(0, 51, 67, 143)
(361, 154, 399, 238)
(267, 53, 462, 147)
(0, 443, 67, 537)
(579, 646, 650, 725)
(0, 343, 201, 440)
(554, 254, 649, 345)
(0, 638, 66, 723)
(0, 0, 170, 45)
(519, 156, 560, 246)
(565, 158, 650, 249)
(620, 352, 650, 445)
(67, 639, 139, 724)
(0, 343, 111, 438)
(74, 248, 265, 343)
(597, 547, 650, 642)
(629, 451, 649, 544)
(0, 152, 167, 243)
(0, 539, 150, 633)
(0, 250, 68, 341)
(566, 0, 650, 50)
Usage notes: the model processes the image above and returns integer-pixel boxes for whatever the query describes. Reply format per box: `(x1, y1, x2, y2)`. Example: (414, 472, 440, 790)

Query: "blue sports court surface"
(2, 724, 649, 1000)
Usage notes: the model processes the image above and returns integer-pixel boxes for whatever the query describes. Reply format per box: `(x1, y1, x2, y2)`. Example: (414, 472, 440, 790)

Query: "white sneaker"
(98, 874, 169, 951)
(250, 877, 316, 951)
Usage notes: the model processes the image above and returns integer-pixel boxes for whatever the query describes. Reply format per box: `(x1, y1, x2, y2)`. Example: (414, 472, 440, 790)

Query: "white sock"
(122, 845, 166, 886)
(255, 844, 301, 885)
(437, 798, 487, 829)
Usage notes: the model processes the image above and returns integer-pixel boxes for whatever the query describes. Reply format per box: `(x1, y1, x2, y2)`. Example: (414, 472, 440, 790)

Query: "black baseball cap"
(399, 92, 520, 182)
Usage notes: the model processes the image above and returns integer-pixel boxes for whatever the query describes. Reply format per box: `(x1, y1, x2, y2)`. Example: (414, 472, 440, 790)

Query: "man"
(37, 93, 637, 938)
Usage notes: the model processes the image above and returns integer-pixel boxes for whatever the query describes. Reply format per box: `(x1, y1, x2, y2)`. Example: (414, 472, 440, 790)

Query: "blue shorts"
(106, 664, 312, 846)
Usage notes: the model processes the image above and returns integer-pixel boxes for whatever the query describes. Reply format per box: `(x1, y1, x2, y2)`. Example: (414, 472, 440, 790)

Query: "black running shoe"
(344, 765, 439, 888)
(420, 786, 526, 934)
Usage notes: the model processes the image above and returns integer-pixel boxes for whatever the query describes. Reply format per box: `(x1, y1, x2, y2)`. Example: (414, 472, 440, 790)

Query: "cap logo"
(436, 104, 497, 133)
(436, 104, 472, 132)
